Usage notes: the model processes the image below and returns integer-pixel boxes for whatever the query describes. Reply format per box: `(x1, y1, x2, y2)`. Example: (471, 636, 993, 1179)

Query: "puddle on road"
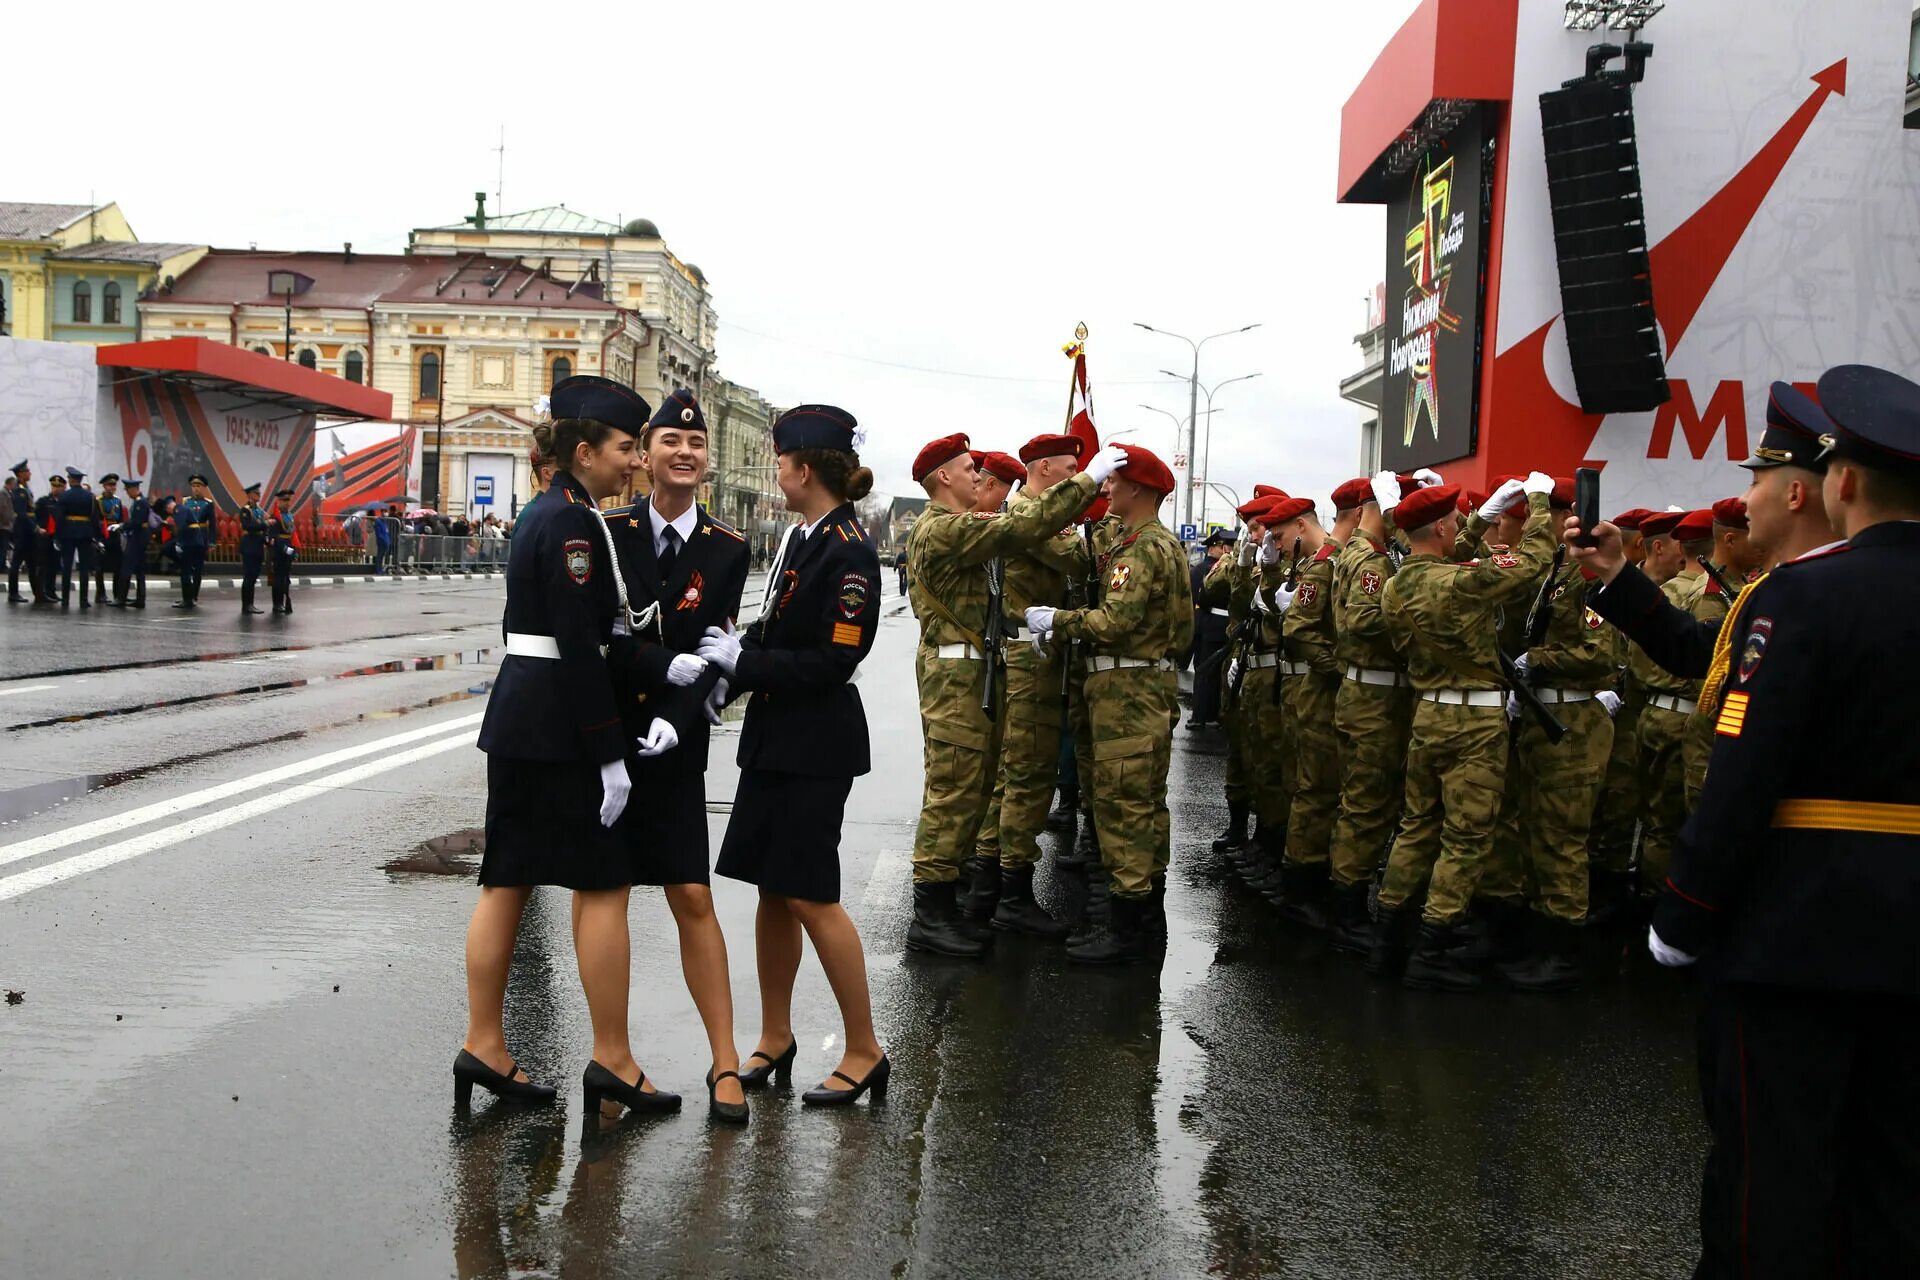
(384, 828, 484, 877)
(6, 649, 497, 732)
(5, 627, 469, 682)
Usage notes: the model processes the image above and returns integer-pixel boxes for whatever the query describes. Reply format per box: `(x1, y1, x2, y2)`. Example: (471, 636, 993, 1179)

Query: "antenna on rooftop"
(493, 126, 506, 213)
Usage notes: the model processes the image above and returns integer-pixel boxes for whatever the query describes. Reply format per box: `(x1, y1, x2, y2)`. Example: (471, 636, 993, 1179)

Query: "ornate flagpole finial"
(1075, 322, 1088, 341)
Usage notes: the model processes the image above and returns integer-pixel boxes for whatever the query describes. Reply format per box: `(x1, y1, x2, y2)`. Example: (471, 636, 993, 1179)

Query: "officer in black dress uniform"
(603, 388, 753, 1122)
(238, 482, 268, 615)
(456, 374, 681, 1118)
(695, 404, 891, 1107)
(6, 461, 37, 603)
(268, 488, 298, 614)
(1188, 528, 1235, 728)
(1607, 364, 1920, 1275)
(117, 478, 149, 608)
(53, 466, 100, 610)
(33, 476, 64, 604)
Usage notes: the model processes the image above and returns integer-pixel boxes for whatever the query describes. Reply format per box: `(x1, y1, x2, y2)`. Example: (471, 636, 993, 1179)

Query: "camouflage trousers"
(1483, 701, 1615, 922)
(1282, 671, 1341, 866)
(1221, 671, 1252, 807)
(1588, 700, 1642, 873)
(1636, 704, 1690, 896)
(1085, 667, 1178, 898)
(1379, 700, 1509, 926)
(1241, 666, 1293, 838)
(976, 655, 1068, 870)
(1329, 678, 1413, 888)
(912, 656, 1005, 884)
(1682, 707, 1715, 809)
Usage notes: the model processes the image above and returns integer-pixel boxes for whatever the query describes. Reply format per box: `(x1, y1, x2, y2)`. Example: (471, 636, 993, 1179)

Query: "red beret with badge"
(1018, 433, 1084, 464)
(1252, 484, 1288, 499)
(1116, 444, 1176, 496)
(1393, 484, 1462, 532)
(913, 433, 973, 483)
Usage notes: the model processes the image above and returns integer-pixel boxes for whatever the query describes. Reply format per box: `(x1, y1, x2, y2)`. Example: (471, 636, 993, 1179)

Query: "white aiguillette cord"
(759, 521, 799, 620)
(587, 504, 661, 640)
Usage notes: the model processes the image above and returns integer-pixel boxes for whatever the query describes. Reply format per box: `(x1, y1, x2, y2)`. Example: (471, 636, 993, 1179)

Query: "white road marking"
(0, 730, 478, 903)
(0, 685, 57, 698)
(0, 711, 485, 873)
(859, 847, 912, 910)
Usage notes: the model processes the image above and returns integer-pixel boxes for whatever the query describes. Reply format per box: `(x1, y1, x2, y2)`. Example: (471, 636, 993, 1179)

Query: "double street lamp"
(1133, 321, 1261, 532)
(1158, 371, 1262, 529)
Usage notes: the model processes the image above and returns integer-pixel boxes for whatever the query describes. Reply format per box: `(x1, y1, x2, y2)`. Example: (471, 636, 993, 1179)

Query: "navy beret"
(774, 404, 858, 454)
(1816, 364, 1920, 476)
(649, 388, 706, 433)
(551, 375, 652, 436)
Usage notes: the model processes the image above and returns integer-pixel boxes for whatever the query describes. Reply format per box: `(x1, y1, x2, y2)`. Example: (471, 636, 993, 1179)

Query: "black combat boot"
(1045, 784, 1079, 832)
(1496, 914, 1583, 993)
(1143, 873, 1169, 949)
(1065, 894, 1149, 965)
(1059, 816, 1099, 870)
(1459, 896, 1529, 967)
(1327, 880, 1373, 955)
(1401, 921, 1486, 992)
(1585, 868, 1637, 931)
(991, 864, 1070, 939)
(1210, 802, 1251, 853)
(905, 881, 986, 958)
(958, 855, 1001, 921)
(1067, 873, 1111, 947)
(1266, 860, 1332, 931)
(1366, 904, 1416, 978)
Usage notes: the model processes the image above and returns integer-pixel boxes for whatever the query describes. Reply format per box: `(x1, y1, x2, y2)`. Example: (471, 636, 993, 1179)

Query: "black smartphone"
(1573, 467, 1601, 546)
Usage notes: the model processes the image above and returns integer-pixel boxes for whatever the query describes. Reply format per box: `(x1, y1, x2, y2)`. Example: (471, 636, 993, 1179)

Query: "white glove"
(1648, 926, 1697, 968)
(636, 717, 679, 758)
(1370, 470, 1401, 514)
(1478, 478, 1526, 521)
(1512, 652, 1532, 681)
(1412, 468, 1443, 489)
(1505, 692, 1521, 722)
(1523, 470, 1555, 496)
(1083, 444, 1130, 486)
(1236, 536, 1257, 567)
(1597, 690, 1623, 718)
(597, 759, 631, 828)
(703, 678, 729, 726)
(1025, 605, 1056, 655)
(1258, 533, 1282, 566)
(696, 619, 742, 676)
(666, 654, 708, 687)
(1270, 583, 1297, 613)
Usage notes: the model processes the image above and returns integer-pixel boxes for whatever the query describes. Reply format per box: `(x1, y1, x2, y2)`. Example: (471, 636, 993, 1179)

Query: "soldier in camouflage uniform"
(1027, 444, 1192, 964)
(1205, 490, 1287, 858)
(1676, 499, 1757, 804)
(902, 433, 1123, 957)
(1223, 495, 1296, 892)
(1369, 472, 1556, 990)
(1586, 508, 1652, 925)
(1621, 509, 1695, 904)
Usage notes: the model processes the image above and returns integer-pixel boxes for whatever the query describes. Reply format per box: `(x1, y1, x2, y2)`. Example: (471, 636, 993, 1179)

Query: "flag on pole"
(1063, 324, 1107, 523)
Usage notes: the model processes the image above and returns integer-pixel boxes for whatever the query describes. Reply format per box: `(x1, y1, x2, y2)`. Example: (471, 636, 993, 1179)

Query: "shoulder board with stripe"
(604, 503, 636, 522)
(1314, 543, 1337, 563)
(705, 516, 745, 541)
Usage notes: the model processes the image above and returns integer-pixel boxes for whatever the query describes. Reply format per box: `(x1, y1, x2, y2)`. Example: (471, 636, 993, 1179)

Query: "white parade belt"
(1244, 653, 1280, 670)
(1087, 655, 1173, 673)
(1278, 660, 1312, 677)
(934, 642, 987, 661)
(505, 632, 561, 660)
(1344, 664, 1407, 687)
(1646, 693, 1698, 715)
(1419, 688, 1505, 707)
(1534, 689, 1598, 704)
(1208, 606, 1230, 617)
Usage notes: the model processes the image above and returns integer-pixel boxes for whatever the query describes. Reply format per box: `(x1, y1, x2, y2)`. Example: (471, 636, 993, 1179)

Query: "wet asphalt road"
(0, 574, 1707, 1278)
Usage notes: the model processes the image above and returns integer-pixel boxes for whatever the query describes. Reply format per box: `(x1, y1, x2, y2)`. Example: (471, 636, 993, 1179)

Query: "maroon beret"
(1018, 433, 1084, 465)
(978, 451, 1025, 485)
(1263, 496, 1315, 524)
(1612, 507, 1653, 531)
(1711, 497, 1748, 529)
(1549, 476, 1578, 509)
(913, 433, 972, 483)
(1674, 509, 1715, 542)
(1639, 510, 1685, 539)
(1252, 484, 1288, 499)
(1331, 477, 1374, 511)
(1117, 444, 1176, 496)
(1394, 484, 1462, 532)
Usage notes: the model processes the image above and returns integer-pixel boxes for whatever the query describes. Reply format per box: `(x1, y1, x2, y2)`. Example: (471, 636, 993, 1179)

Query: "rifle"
(1499, 647, 1568, 744)
(1695, 555, 1740, 602)
(1282, 536, 1305, 590)
(980, 555, 1017, 719)
(1523, 543, 1568, 648)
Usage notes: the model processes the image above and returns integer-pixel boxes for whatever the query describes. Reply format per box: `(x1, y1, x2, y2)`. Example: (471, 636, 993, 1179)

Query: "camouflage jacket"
(1054, 517, 1194, 662)
(1281, 541, 1340, 676)
(1382, 493, 1555, 691)
(1230, 561, 1284, 651)
(1003, 483, 1092, 671)
(1629, 575, 1705, 698)
(1332, 532, 1401, 671)
(905, 470, 1098, 652)
(1525, 564, 1622, 690)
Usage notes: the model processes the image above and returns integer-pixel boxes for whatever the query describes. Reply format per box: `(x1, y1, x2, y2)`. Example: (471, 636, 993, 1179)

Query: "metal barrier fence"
(324, 516, 509, 576)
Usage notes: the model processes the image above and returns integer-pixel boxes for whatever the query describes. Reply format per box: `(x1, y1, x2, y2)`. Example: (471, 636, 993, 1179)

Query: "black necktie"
(659, 526, 680, 586)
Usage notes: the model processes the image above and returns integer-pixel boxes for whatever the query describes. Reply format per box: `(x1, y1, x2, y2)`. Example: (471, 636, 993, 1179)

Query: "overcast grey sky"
(14, 0, 1411, 520)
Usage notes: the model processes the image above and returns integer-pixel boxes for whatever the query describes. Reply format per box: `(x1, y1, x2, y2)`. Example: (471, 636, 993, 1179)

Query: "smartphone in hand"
(1573, 467, 1601, 547)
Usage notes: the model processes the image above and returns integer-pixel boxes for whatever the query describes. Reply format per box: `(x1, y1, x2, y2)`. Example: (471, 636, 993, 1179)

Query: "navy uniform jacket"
(176, 497, 215, 550)
(1639, 522, 1920, 995)
(476, 470, 625, 765)
(269, 505, 296, 553)
(731, 504, 881, 778)
(239, 503, 268, 553)
(605, 500, 750, 776)
(54, 486, 98, 543)
(98, 495, 125, 532)
(9, 482, 32, 541)
(126, 497, 151, 548)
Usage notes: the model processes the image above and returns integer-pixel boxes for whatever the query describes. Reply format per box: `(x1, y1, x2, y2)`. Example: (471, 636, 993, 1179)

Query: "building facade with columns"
(1, 201, 204, 343)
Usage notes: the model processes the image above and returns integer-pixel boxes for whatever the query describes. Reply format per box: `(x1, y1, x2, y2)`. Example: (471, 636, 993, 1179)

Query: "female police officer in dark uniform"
(695, 405, 890, 1107)
(455, 375, 680, 1116)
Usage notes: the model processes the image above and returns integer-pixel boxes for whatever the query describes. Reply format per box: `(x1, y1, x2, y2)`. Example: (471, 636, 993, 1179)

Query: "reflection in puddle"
(384, 828, 485, 877)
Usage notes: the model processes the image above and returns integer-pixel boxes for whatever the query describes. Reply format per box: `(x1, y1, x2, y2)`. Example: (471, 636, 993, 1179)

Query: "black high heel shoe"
(581, 1061, 682, 1115)
(453, 1049, 557, 1106)
(707, 1069, 750, 1124)
(737, 1040, 796, 1091)
(801, 1055, 890, 1107)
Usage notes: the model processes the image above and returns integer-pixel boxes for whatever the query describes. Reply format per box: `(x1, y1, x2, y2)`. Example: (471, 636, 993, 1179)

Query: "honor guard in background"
(1188, 529, 1235, 730)
(904, 433, 1119, 957)
(1026, 444, 1190, 964)
(1369, 473, 1555, 989)
(95, 474, 123, 603)
(268, 488, 298, 614)
(173, 474, 214, 609)
(238, 483, 268, 615)
(970, 432, 1091, 939)
(116, 478, 149, 608)
(54, 466, 99, 610)
(1266, 495, 1355, 929)
(9, 460, 40, 603)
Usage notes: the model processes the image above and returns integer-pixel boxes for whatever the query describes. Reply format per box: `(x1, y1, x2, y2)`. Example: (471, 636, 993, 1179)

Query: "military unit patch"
(1492, 553, 1521, 568)
(1360, 569, 1383, 596)
(1108, 562, 1132, 592)
(1585, 606, 1603, 630)
(563, 539, 592, 585)
(1298, 581, 1318, 607)
(838, 571, 869, 619)
(1739, 617, 1773, 682)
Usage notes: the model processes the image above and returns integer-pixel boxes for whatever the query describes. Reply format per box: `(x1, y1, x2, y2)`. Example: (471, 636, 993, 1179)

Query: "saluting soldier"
(116, 478, 149, 609)
(173, 474, 215, 609)
(1188, 528, 1236, 730)
(238, 482, 268, 615)
(903, 433, 1122, 956)
(1026, 443, 1191, 964)
(53, 466, 100, 610)
(95, 474, 124, 604)
(6, 461, 38, 604)
(1368, 473, 1555, 989)
(1221, 492, 1294, 893)
(268, 488, 299, 614)
(1202, 496, 1273, 857)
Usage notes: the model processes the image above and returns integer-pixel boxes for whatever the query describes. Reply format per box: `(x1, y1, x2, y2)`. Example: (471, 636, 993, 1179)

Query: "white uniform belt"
(1344, 664, 1406, 687)
(1245, 653, 1280, 670)
(1208, 606, 1230, 617)
(934, 642, 986, 661)
(1278, 660, 1312, 677)
(1535, 689, 1597, 705)
(1647, 693, 1698, 714)
(1419, 688, 1505, 707)
(505, 632, 561, 660)
(1087, 655, 1173, 673)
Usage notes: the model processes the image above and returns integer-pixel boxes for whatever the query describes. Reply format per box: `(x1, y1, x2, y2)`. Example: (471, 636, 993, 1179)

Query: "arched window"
(344, 351, 364, 384)
(298, 349, 318, 370)
(253, 345, 273, 356)
(550, 356, 571, 390)
(102, 281, 122, 325)
(72, 281, 92, 323)
(420, 351, 441, 399)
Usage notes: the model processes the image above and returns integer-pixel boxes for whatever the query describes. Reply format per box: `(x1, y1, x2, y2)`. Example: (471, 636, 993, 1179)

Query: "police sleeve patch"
(563, 538, 592, 585)
(838, 571, 869, 619)
(1738, 617, 1772, 682)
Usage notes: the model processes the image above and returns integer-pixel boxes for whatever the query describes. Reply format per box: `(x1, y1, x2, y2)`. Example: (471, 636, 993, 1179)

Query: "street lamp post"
(1162, 371, 1262, 529)
(1134, 321, 1261, 531)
